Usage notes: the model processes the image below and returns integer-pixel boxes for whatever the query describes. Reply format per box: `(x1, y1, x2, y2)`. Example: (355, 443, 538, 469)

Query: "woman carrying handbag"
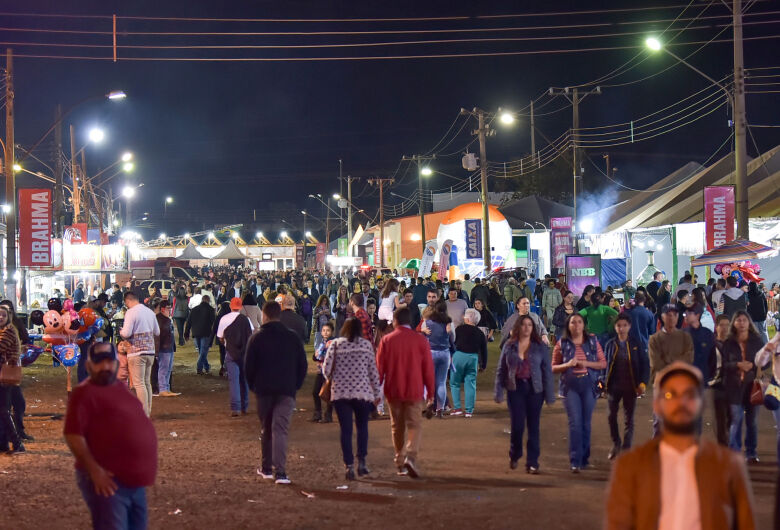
(0, 306, 24, 454)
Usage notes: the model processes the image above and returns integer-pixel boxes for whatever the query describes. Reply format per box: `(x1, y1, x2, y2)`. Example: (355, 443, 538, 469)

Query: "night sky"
(2, 0, 778, 240)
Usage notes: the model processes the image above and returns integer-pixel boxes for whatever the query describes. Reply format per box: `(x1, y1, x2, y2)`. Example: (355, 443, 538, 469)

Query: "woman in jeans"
(0, 306, 23, 454)
(323, 318, 382, 480)
(552, 313, 606, 472)
(722, 310, 767, 462)
(495, 314, 554, 473)
(421, 300, 453, 417)
(0, 300, 32, 442)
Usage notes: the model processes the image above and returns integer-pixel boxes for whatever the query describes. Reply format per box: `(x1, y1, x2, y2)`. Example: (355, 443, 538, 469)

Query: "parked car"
(140, 279, 174, 299)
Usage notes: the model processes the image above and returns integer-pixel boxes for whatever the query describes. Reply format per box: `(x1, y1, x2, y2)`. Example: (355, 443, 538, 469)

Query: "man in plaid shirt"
(350, 293, 374, 343)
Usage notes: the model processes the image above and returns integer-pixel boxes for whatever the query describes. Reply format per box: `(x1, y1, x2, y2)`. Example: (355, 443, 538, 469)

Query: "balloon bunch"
(37, 298, 104, 368)
(713, 260, 764, 283)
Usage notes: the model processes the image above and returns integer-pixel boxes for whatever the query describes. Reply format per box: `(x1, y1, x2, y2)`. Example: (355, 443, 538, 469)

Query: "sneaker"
(450, 409, 464, 416)
(434, 410, 443, 419)
(310, 412, 322, 423)
(404, 459, 419, 479)
(608, 446, 620, 461)
(509, 459, 518, 470)
(152, 393, 160, 397)
(464, 413, 473, 418)
(11, 443, 25, 455)
(19, 432, 34, 442)
(571, 466, 581, 474)
(274, 472, 291, 485)
(527, 466, 539, 475)
(396, 466, 409, 476)
(159, 391, 181, 397)
(257, 468, 274, 480)
(345, 465, 356, 481)
(230, 411, 240, 417)
(747, 456, 760, 464)
(357, 459, 371, 477)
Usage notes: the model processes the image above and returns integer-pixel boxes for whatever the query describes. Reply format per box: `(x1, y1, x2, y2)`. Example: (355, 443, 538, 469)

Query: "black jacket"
(279, 309, 307, 343)
(244, 321, 307, 397)
(185, 301, 216, 338)
(222, 313, 252, 362)
(604, 336, 648, 391)
(721, 334, 766, 405)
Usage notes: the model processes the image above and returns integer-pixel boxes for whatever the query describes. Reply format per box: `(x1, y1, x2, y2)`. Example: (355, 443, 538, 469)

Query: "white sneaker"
(256, 468, 274, 480)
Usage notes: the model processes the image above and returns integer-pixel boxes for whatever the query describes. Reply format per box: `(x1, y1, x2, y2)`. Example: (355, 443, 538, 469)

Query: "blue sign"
(465, 218, 482, 259)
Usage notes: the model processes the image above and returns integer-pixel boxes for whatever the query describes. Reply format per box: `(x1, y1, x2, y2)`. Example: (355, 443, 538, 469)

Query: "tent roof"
(177, 242, 206, 259)
(499, 195, 574, 228)
(212, 240, 247, 259)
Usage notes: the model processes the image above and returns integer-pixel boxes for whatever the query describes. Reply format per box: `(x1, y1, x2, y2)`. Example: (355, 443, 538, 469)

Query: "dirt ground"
(2, 336, 777, 529)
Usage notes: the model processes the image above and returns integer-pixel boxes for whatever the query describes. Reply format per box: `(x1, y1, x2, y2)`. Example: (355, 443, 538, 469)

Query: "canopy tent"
(400, 258, 420, 270)
(212, 240, 247, 260)
(177, 242, 206, 260)
(499, 195, 574, 228)
(690, 238, 776, 266)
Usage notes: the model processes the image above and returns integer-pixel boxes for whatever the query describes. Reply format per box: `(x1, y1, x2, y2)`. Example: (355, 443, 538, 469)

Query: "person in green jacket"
(541, 279, 562, 332)
(578, 292, 618, 348)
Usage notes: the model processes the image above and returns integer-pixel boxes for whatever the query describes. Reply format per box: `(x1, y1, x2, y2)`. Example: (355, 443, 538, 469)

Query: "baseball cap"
(96, 293, 109, 303)
(88, 342, 117, 363)
(660, 303, 679, 314)
(654, 361, 703, 393)
(230, 297, 243, 310)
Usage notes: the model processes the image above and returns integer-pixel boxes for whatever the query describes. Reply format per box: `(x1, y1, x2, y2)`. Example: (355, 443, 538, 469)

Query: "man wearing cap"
(65, 341, 158, 529)
(217, 297, 254, 416)
(605, 362, 756, 529)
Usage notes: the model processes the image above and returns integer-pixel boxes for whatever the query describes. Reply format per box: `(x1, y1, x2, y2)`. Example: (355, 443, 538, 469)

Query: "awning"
(690, 238, 777, 266)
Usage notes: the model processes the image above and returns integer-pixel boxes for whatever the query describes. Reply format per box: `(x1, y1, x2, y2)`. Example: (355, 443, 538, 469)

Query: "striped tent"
(690, 238, 777, 266)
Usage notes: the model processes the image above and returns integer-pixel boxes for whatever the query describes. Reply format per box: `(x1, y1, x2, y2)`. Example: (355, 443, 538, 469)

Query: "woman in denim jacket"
(495, 314, 554, 474)
(552, 313, 606, 473)
(421, 300, 454, 417)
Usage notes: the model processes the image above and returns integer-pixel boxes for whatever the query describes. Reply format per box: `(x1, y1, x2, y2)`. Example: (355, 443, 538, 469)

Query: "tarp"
(177, 242, 206, 260)
(212, 240, 247, 260)
(499, 195, 574, 229)
(601, 258, 627, 288)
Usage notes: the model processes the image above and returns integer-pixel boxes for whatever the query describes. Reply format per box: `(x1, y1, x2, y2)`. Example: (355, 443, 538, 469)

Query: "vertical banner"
(337, 237, 348, 257)
(550, 217, 573, 270)
(704, 186, 735, 251)
(465, 218, 482, 259)
(315, 243, 326, 268)
(419, 240, 438, 278)
(19, 189, 52, 267)
(438, 239, 453, 281)
(295, 244, 304, 269)
(64, 223, 88, 244)
(373, 237, 382, 266)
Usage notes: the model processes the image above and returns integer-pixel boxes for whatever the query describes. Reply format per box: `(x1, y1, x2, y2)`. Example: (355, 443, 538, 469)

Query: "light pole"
(645, 33, 747, 238)
(301, 210, 307, 270)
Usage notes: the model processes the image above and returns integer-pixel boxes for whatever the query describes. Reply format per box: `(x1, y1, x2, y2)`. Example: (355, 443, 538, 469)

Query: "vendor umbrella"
(690, 238, 777, 267)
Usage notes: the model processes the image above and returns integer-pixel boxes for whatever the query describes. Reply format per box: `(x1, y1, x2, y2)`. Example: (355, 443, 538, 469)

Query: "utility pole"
(69, 124, 80, 223)
(603, 154, 610, 180)
(733, 0, 748, 239)
(530, 99, 536, 165)
(4, 49, 15, 302)
(368, 176, 394, 267)
(54, 105, 63, 237)
(301, 210, 307, 269)
(81, 150, 89, 226)
(548, 86, 601, 230)
(402, 154, 435, 253)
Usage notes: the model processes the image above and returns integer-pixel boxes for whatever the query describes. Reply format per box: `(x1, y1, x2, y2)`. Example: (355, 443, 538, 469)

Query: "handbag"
(750, 379, 766, 406)
(318, 343, 336, 403)
(0, 362, 22, 386)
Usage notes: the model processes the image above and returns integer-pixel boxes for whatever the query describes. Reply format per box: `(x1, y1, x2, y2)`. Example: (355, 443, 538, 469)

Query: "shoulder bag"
(0, 361, 22, 386)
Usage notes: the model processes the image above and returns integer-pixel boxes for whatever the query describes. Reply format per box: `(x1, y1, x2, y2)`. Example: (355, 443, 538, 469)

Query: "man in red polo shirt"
(349, 293, 374, 343)
(376, 307, 434, 478)
(64, 341, 158, 529)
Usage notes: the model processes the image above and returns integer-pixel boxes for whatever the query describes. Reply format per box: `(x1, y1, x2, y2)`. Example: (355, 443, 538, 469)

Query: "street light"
(122, 162, 134, 172)
(159, 233, 166, 239)
(12, 163, 21, 172)
(88, 128, 105, 144)
(499, 111, 515, 125)
(107, 90, 127, 100)
(207, 231, 215, 239)
(184, 232, 190, 239)
(420, 166, 433, 176)
(121, 152, 133, 162)
(255, 231, 263, 239)
(122, 185, 136, 199)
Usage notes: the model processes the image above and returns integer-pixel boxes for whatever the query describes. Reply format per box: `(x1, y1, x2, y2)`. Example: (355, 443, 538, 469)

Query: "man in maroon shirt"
(64, 341, 158, 529)
(349, 293, 374, 343)
(376, 307, 434, 478)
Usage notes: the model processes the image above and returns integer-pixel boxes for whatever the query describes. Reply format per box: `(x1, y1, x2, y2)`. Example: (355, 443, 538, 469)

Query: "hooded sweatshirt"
(719, 287, 747, 317)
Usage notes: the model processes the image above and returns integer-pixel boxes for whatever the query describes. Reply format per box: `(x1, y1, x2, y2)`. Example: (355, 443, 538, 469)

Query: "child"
(311, 321, 334, 423)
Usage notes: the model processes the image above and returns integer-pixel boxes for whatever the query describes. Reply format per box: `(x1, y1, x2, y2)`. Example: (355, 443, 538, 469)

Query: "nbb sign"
(19, 189, 52, 267)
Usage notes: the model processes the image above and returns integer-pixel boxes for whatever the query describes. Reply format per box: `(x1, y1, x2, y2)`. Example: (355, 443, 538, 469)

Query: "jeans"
(76, 469, 147, 530)
(563, 374, 596, 467)
(0, 384, 20, 448)
(713, 389, 731, 446)
(225, 356, 249, 413)
(431, 349, 451, 411)
(194, 336, 211, 373)
(10, 385, 26, 436)
(256, 394, 296, 474)
(127, 355, 154, 417)
(157, 351, 174, 393)
(729, 403, 758, 458)
(506, 378, 544, 468)
(607, 388, 636, 449)
(173, 317, 186, 345)
(313, 331, 324, 353)
(311, 372, 332, 417)
(506, 301, 515, 316)
(333, 399, 373, 466)
(450, 351, 478, 413)
(150, 356, 159, 395)
(754, 320, 769, 344)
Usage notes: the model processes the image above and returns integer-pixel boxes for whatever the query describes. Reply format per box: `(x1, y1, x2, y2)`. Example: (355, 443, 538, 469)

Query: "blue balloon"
(28, 333, 44, 341)
(21, 346, 44, 367)
(53, 344, 81, 367)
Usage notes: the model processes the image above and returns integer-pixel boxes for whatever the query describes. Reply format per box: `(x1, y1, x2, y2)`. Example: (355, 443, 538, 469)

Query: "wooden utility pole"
(69, 124, 80, 222)
(81, 149, 89, 226)
(530, 99, 536, 165)
(732, 0, 748, 239)
(368, 176, 394, 267)
(4, 49, 15, 302)
(475, 108, 492, 274)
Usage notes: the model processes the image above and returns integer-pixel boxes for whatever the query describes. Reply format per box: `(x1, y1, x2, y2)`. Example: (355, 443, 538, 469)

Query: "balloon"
(47, 297, 63, 312)
(43, 310, 64, 334)
(62, 299, 75, 312)
(78, 307, 97, 333)
(30, 309, 45, 326)
(60, 312, 80, 335)
(714, 264, 723, 275)
(731, 270, 743, 282)
(28, 333, 43, 341)
(52, 344, 80, 367)
(21, 345, 44, 367)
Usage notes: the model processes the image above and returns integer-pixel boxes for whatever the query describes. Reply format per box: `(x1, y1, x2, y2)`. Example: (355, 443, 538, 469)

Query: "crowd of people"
(3, 262, 779, 528)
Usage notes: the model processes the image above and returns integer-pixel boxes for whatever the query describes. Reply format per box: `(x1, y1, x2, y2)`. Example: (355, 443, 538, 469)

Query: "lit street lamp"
(164, 196, 173, 218)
